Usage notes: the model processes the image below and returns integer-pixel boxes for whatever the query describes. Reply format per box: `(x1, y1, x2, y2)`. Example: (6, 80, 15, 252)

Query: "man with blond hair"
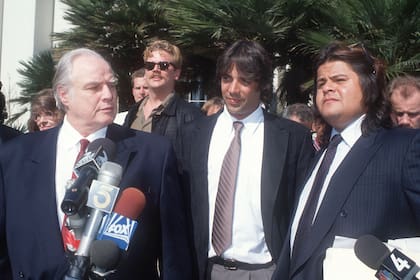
(123, 40, 202, 165)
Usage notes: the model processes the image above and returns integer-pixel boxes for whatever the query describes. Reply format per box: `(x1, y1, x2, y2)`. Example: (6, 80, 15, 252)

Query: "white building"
(0, 0, 70, 126)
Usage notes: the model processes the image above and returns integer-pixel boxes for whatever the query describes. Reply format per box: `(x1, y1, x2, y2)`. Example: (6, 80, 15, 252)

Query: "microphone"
(96, 187, 146, 250)
(64, 161, 123, 280)
(354, 235, 420, 280)
(61, 138, 116, 216)
(89, 240, 121, 279)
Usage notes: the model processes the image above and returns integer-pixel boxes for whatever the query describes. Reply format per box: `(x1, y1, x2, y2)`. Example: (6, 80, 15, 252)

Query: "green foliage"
(11, 0, 420, 123)
(297, 0, 420, 79)
(164, 0, 295, 61)
(8, 51, 55, 125)
(53, 0, 169, 109)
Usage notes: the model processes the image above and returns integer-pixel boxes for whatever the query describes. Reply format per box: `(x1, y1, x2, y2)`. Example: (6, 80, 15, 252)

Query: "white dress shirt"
(208, 105, 272, 263)
(55, 116, 107, 228)
(290, 115, 365, 255)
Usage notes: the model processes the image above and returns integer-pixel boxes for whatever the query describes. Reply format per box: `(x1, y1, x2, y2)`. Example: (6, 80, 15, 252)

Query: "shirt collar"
(331, 114, 365, 148)
(220, 104, 264, 127)
(58, 116, 108, 150)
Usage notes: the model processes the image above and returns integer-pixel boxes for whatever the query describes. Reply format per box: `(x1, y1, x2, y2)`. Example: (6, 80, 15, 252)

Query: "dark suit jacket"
(123, 94, 203, 168)
(274, 127, 420, 280)
(181, 111, 314, 279)
(0, 124, 192, 279)
(0, 124, 21, 144)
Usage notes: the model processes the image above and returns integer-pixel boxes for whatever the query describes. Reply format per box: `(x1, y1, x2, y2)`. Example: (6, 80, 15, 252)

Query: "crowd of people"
(0, 38, 418, 280)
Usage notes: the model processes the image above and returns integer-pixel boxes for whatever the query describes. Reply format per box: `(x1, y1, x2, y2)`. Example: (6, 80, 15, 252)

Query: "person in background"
(0, 48, 192, 279)
(311, 109, 329, 151)
(282, 103, 314, 130)
(273, 42, 420, 280)
(114, 68, 149, 125)
(387, 74, 420, 129)
(0, 81, 21, 143)
(201, 96, 224, 116)
(131, 67, 149, 102)
(181, 40, 314, 280)
(27, 88, 64, 132)
(123, 39, 202, 166)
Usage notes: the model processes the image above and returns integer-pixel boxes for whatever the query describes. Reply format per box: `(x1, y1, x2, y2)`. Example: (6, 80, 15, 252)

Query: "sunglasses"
(144, 61, 175, 71)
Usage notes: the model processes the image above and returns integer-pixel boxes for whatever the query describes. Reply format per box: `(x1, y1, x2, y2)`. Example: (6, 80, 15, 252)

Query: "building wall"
(0, 0, 68, 126)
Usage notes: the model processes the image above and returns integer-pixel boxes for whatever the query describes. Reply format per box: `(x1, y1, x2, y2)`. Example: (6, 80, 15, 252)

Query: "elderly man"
(0, 48, 192, 279)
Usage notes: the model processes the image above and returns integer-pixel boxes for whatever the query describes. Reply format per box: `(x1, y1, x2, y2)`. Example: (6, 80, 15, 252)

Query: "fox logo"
(97, 213, 138, 250)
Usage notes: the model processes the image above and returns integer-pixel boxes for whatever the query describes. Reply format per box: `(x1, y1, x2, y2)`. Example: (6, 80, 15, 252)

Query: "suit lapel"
(106, 124, 138, 171)
(24, 128, 64, 252)
(261, 113, 288, 249)
(291, 130, 383, 274)
(189, 116, 217, 265)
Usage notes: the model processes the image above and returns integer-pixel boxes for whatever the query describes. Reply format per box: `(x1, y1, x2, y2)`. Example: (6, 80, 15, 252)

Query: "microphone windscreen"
(90, 239, 120, 270)
(113, 187, 146, 220)
(87, 138, 116, 160)
(354, 235, 390, 270)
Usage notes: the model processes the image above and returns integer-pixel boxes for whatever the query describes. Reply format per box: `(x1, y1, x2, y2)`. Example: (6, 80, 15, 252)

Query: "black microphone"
(61, 138, 116, 216)
(354, 235, 420, 280)
(89, 239, 121, 279)
(64, 161, 123, 280)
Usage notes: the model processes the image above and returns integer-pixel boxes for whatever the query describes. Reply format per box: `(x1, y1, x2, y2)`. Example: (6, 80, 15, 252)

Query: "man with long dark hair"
(181, 40, 314, 280)
(274, 42, 420, 280)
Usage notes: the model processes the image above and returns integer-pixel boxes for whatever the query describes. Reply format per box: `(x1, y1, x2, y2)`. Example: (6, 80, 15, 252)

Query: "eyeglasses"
(144, 61, 175, 71)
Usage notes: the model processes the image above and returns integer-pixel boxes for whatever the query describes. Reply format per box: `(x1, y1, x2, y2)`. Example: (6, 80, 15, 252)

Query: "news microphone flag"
(96, 213, 138, 250)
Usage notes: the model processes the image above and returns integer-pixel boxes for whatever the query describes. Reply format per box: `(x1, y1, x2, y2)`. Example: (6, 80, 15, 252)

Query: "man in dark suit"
(0, 82, 21, 143)
(0, 124, 21, 144)
(181, 40, 314, 280)
(0, 48, 191, 279)
(273, 42, 420, 280)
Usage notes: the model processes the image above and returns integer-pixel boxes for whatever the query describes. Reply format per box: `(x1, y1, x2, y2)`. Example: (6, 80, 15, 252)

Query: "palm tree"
(11, 0, 419, 122)
(53, 0, 169, 110)
(164, 0, 305, 111)
(8, 50, 55, 126)
(297, 0, 420, 80)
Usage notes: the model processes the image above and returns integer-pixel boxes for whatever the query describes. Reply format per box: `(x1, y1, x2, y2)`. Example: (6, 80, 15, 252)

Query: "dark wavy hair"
(28, 88, 64, 132)
(216, 40, 273, 105)
(313, 42, 391, 134)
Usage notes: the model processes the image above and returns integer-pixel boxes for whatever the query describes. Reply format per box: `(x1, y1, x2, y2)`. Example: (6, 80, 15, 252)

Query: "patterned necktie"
(293, 134, 342, 256)
(212, 121, 244, 256)
(71, 139, 90, 179)
(62, 138, 90, 252)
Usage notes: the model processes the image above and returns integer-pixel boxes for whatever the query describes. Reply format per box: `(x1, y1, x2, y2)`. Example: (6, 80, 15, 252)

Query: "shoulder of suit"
(111, 124, 171, 147)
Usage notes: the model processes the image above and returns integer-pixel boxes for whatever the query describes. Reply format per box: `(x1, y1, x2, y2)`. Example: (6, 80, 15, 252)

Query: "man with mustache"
(123, 40, 202, 165)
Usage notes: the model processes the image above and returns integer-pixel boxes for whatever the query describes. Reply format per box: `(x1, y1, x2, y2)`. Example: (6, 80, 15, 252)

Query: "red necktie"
(62, 139, 90, 252)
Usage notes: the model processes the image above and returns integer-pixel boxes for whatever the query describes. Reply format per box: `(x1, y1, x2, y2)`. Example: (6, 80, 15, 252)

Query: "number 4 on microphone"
(390, 252, 412, 272)
(380, 249, 420, 279)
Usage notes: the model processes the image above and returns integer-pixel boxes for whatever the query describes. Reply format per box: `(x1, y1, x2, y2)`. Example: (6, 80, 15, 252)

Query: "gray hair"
(387, 74, 420, 100)
(283, 103, 314, 124)
(52, 48, 111, 111)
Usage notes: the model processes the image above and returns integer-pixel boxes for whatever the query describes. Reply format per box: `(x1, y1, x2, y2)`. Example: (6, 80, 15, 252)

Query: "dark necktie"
(212, 121, 244, 256)
(62, 138, 90, 252)
(293, 134, 342, 256)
